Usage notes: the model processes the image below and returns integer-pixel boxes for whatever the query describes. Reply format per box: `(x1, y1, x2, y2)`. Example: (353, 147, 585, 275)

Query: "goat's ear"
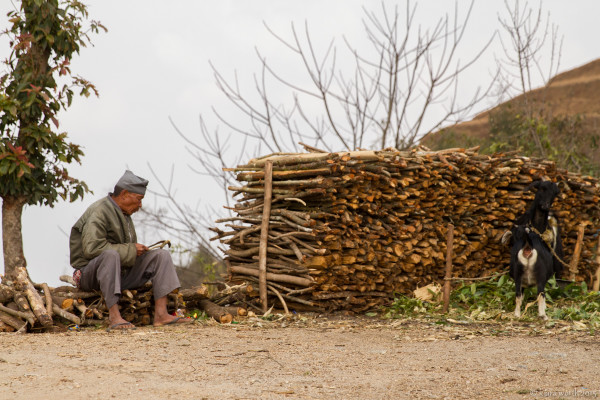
(525, 180, 541, 192)
(501, 230, 512, 245)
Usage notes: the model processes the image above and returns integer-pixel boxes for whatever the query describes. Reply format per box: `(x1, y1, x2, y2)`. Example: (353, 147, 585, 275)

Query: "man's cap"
(114, 170, 149, 195)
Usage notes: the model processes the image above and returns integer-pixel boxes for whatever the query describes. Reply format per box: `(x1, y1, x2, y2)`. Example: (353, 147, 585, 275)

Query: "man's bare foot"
(153, 315, 193, 327)
(107, 304, 132, 331)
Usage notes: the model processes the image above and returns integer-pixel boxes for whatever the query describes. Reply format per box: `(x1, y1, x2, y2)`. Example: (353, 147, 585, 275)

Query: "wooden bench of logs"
(0, 279, 244, 332)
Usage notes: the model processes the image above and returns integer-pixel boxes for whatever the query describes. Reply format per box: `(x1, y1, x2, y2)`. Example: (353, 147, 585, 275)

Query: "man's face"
(118, 190, 144, 215)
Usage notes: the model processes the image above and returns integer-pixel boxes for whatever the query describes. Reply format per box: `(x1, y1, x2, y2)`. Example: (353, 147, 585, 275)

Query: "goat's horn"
(500, 230, 512, 245)
(557, 180, 570, 192)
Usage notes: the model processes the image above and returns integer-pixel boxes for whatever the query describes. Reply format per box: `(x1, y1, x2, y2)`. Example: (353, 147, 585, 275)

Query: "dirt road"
(1, 316, 599, 399)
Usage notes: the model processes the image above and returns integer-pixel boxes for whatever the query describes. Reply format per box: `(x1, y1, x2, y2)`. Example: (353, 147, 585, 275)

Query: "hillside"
(422, 58, 600, 175)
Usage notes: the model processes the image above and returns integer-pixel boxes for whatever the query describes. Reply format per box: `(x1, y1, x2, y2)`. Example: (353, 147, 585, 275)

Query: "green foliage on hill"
(428, 105, 600, 177)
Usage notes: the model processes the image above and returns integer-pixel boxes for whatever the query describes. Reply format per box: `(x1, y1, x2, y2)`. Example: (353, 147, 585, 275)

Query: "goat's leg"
(535, 276, 549, 320)
(537, 292, 548, 320)
(515, 284, 524, 318)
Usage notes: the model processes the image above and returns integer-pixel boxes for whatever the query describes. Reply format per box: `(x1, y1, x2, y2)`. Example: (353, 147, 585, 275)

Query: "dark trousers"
(79, 249, 180, 309)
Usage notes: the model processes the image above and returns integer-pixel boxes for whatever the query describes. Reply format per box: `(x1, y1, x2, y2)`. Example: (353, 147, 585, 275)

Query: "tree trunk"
(2, 196, 28, 279)
(1, 195, 53, 327)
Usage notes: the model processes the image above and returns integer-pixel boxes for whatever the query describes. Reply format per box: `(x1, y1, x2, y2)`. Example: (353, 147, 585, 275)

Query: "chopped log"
(72, 298, 88, 317)
(12, 266, 53, 328)
(0, 303, 35, 326)
(179, 285, 210, 302)
(197, 299, 233, 324)
(91, 308, 104, 320)
(0, 284, 15, 303)
(139, 314, 152, 326)
(41, 283, 53, 317)
(3, 302, 19, 312)
(51, 295, 74, 311)
(223, 306, 247, 316)
(59, 274, 76, 286)
(212, 284, 257, 306)
(0, 320, 15, 332)
(0, 310, 26, 331)
(229, 266, 312, 287)
(52, 304, 81, 325)
(259, 160, 274, 312)
(13, 292, 30, 312)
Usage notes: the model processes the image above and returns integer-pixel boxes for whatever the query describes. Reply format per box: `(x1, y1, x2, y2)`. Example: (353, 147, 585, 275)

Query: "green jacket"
(69, 196, 138, 270)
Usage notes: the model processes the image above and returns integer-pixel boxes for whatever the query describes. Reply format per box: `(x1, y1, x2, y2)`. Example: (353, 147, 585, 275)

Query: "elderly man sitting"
(70, 170, 191, 331)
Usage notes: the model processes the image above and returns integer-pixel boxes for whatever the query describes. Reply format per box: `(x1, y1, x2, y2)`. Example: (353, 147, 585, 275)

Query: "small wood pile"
(0, 276, 240, 332)
(211, 147, 600, 312)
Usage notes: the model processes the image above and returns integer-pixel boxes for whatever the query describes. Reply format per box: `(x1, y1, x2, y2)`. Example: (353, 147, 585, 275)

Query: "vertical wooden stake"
(258, 160, 273, 313)
(593, 235, 600, 291)
(569, 223, 586, 282)
(442, 224, 454, 314)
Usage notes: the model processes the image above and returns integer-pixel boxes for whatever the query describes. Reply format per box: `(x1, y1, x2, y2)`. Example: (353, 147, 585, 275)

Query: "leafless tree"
(145, 0, 500, 260)
(495, 0, 563, 157)
(497, 0, 562, 100)
(210, 1, 496, 153)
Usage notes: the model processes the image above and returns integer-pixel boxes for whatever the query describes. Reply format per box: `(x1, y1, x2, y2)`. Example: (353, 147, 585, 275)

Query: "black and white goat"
(502, 180, 564, 320)
(514, 180, 564, 276)
(504, 224, 554, 319)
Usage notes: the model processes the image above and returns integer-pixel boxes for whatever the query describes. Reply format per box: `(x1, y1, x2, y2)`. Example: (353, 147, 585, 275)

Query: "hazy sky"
(1, 0, 599, 286)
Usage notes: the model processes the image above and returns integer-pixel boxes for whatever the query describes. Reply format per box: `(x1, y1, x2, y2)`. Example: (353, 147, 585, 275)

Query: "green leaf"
(497, 274, 507, 287)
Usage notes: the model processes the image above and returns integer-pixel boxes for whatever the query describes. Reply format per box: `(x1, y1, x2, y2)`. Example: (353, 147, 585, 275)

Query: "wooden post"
(569, 223, 586, 282)
(258, 160, 273, 312)
(442, 224, 454, 313)
(594, 235, 600, 291)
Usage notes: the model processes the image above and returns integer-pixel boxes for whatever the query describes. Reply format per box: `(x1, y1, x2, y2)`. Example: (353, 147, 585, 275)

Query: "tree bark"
(2, 196, 28, 279)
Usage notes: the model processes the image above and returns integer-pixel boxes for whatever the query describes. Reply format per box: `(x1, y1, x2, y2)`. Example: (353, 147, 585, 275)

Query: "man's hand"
(135, 243, 149, 256)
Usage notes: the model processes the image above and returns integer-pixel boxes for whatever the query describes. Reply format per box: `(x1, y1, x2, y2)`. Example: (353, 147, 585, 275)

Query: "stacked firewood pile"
(211, 147, 600, 312)
(0, 277, 239, 332)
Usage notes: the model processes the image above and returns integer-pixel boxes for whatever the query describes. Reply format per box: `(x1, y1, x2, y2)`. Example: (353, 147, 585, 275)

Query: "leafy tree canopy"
(0, 0, 106, 206)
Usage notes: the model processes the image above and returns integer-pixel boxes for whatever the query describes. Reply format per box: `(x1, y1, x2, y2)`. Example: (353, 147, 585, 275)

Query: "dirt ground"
(1, 315, 599, 400)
